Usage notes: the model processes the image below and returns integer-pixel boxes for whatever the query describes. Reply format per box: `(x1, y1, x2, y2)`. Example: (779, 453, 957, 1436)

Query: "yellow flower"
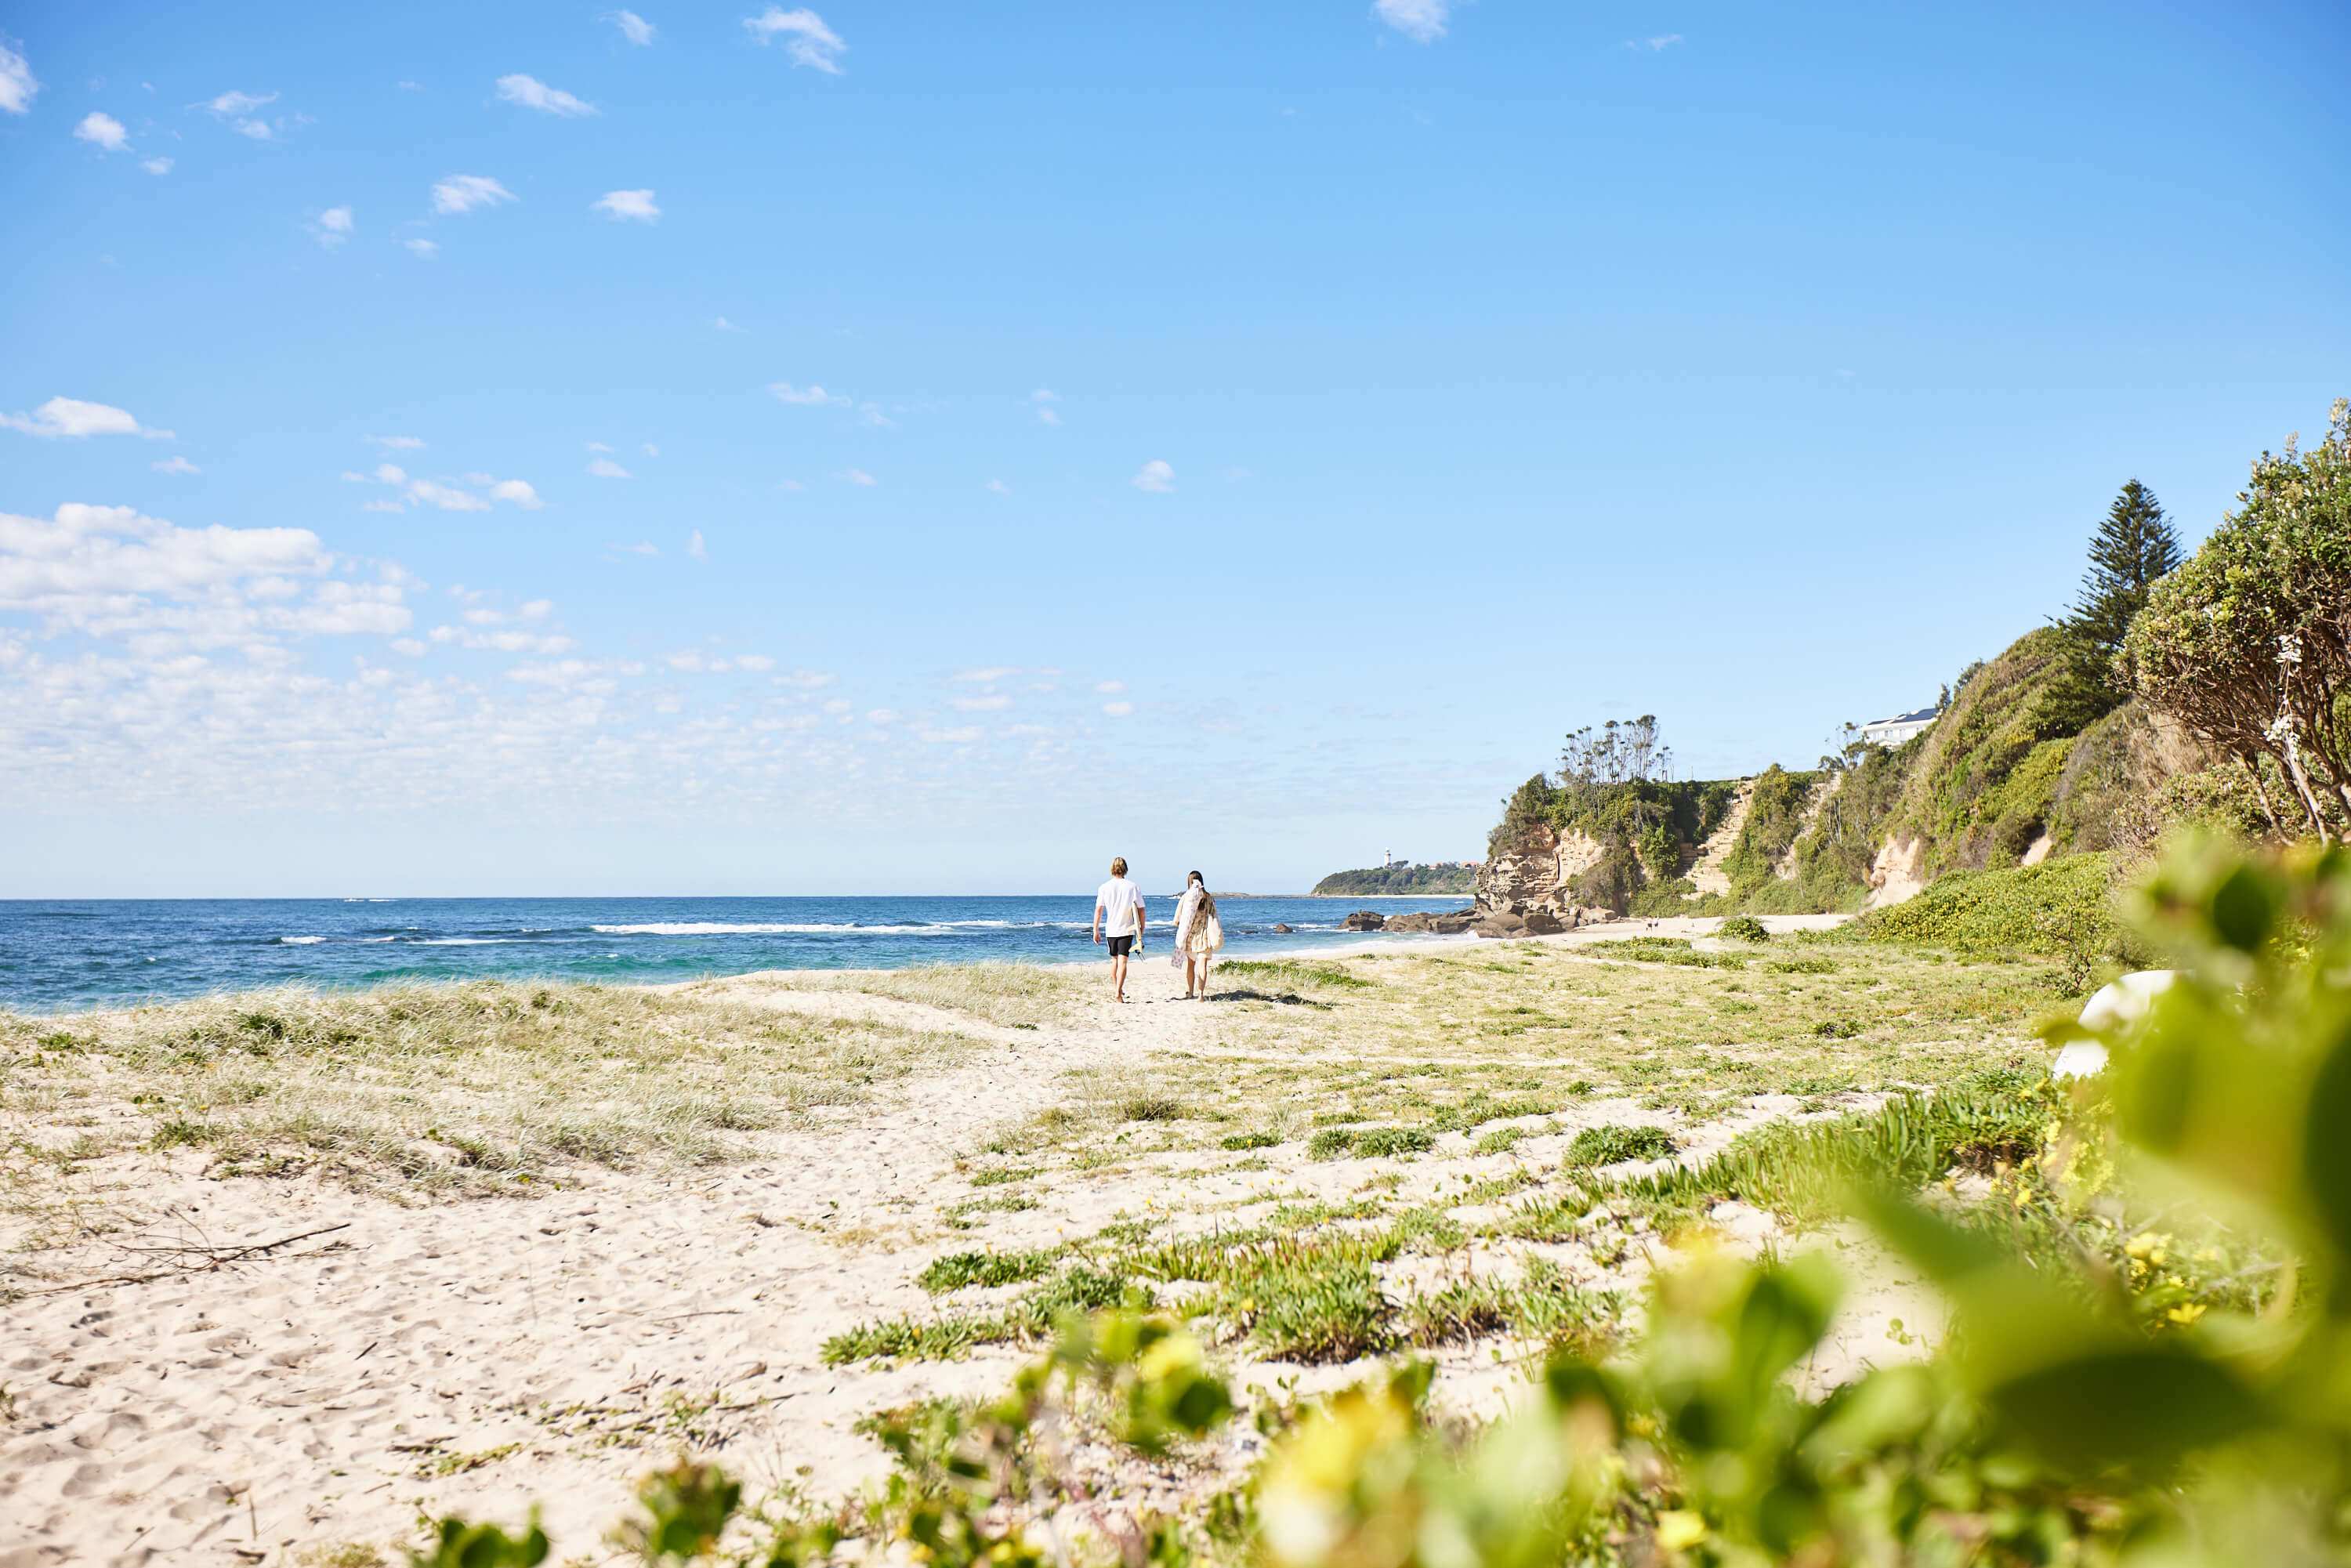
(2125, 1231, 2171, 1264)
(1654, 1510, 1709, 1551)
(2167, 1302, 2208, 1325)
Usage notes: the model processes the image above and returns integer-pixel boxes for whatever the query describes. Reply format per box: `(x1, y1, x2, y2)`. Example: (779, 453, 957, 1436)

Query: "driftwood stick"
(31, 1222, 353, 1295)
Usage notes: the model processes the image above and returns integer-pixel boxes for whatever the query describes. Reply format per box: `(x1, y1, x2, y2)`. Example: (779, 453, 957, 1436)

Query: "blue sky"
(3, 0, 2346, 896)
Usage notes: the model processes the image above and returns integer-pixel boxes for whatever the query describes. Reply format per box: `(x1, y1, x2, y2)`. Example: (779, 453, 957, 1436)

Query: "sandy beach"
(1, 920, 2031, 1566)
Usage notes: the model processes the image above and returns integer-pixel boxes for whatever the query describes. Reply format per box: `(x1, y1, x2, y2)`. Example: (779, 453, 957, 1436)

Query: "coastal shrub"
(1243, 1258, 1392, 1363)
(1716, 916, 1770, 944)
(1118, 1094, 1184, 1122)
(1402, 1279, 1512, 1347)
(918, 1248, 1060, 1293)
(1309, 1125, 1436, 1161)
(1860, 853, 2123, 956)
(1563, 1124, 1676, 1168)
(1219, 1130, 1281, 1150)
(1612, 1083, 2045, 1226)
(1473, 1125, 1530, 1155)
(1579, 938, 1745, 970)
(1218, 960, 1372, 990)
(1428, 1092, 1552, 1132)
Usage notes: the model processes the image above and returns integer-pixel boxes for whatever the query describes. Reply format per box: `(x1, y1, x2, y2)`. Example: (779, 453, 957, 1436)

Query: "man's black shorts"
(1107, 935, 1135, 958)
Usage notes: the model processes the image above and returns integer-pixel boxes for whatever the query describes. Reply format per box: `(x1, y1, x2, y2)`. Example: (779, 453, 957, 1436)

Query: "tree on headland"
(2126, 400, 2351, 838)
(2042, 480, 2182, 730)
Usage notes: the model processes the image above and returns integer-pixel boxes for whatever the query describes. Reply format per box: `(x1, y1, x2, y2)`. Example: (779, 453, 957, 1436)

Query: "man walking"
(1092, 855, 1147, 1003)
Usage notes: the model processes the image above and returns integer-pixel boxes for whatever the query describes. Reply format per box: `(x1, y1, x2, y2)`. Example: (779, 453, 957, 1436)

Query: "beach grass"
(0, 978, 983, 1197)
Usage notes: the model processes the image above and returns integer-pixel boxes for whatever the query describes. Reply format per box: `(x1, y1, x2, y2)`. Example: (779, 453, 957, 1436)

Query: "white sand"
(1, 940, 1886, 1566)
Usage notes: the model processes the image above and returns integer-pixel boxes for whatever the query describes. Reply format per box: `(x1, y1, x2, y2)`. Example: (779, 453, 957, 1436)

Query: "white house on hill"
(1860, 706, 1940, 747)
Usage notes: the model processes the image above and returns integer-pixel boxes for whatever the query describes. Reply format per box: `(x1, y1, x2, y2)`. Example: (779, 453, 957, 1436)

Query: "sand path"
(0, 972, 1215, 1567)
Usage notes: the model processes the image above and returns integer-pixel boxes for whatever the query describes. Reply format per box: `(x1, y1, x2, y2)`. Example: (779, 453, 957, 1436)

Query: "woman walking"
(1172, 871, 1224, 1000)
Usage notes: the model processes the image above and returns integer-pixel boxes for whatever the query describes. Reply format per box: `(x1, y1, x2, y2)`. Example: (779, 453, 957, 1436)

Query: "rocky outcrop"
(1382, 909, 1473, 934)
(1342, 910, 1386, 931)
(1476, 823, 1608, 917)
(1271, 922, 1294, 933)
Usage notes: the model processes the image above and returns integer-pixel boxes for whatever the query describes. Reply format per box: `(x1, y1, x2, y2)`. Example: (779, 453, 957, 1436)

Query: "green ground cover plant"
(412, 836, 2351, 1568)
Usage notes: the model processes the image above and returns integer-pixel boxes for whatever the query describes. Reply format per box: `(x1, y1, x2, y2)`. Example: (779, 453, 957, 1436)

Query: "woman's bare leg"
(1196, 954, 1212, 998)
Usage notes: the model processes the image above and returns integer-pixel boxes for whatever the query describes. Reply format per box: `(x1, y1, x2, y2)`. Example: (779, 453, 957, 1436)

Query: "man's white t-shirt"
(1096, 877, 1144, 937)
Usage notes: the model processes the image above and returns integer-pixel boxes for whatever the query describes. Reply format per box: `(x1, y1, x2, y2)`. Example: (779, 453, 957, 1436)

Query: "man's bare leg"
(1112, 950, 1128, 1002)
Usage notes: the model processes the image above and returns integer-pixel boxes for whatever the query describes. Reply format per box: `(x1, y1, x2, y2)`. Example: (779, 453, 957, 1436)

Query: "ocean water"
(0, 893, 1481, 1013)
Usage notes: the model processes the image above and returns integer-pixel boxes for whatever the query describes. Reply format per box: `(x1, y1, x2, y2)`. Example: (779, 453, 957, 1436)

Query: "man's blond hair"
(1110, 856, 1128, 877)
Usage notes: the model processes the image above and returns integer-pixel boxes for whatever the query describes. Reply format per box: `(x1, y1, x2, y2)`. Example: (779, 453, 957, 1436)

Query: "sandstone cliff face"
(1864, 836, 1927, 910)
(1476, 822, 1612, 921)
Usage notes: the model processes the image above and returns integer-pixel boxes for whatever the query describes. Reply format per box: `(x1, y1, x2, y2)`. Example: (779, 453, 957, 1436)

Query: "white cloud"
(150, 456, 200, 475)
(370, 435, 426, 451)
(237, 118, 273, 139)
(0, 502, 408, 649)
(405, 238, 440, 259)
(712, 316, 743, 332)
(142, 156, 173, 175)
(592, 188, 659, 222)
(586, 441, 614, 452)
(734, 654, 775, 672)
(614, 541, 660, 556)
(74, 111, 130, 153)
(1100, 701, 1134, 717)
(1375, 0, 1448, 42)
(643, 444, 659, 457)
(0, 36, 36, 115)
(429, 625, 574, 654)
(744, 8, 846, 73)
(984, 480, 1010, 494)
(776, 479, 804, 491)
(687, 530, 708, 559)
(2, 397, 168, 440)
(199, 89, 277, 118)
(842, 469, 876, 487)
(406, 480, 492, 512)
(1627, 34, 1683, 49)
(1095, 681, 1125, 693)
(433, 175, 516, 215)
(315, 205, 354, 249)
(952, 694, 1011, 712)
(821, 697, 852, 712)
(955, 668, 1017, 682)
(866, 708, 900, 724)
(774, 668, 836, 689)
(496, 74, 596, 116)
(770, 382, 847, 405)
(488, 480, 545, 509)
(1031, 389, 1060, 425)
(587, 457, 631, 478)
(1131, 459, 1175, 493)
(921, 726, 982, 744)
(389, 638, 426, 656)
(611, 9, 657, 45)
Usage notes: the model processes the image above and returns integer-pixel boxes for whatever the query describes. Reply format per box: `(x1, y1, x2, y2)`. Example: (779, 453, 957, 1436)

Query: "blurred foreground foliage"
(417, 837, 2351, 1566)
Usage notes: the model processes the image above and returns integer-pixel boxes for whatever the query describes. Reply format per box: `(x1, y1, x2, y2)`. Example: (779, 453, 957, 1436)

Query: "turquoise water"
(0, 893, 1479, 1012)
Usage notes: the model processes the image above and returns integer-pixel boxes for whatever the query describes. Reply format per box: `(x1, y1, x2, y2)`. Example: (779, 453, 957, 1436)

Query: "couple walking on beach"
(1092, 856, 1223, 1004)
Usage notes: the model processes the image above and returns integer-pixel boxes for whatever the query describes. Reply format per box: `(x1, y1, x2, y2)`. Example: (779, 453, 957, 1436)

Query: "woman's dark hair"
(1188, 870, 1204, 886)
